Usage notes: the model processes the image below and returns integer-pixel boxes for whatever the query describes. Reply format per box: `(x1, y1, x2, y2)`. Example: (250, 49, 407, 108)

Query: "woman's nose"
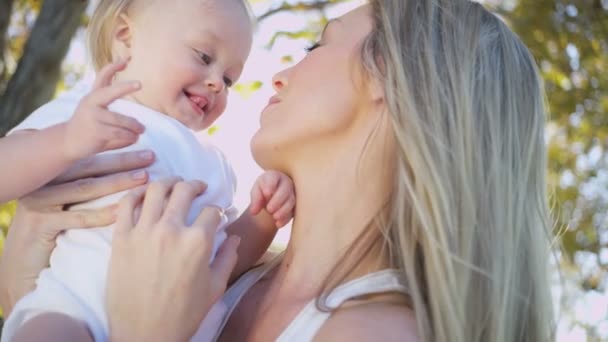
(272, 68, 290, 92)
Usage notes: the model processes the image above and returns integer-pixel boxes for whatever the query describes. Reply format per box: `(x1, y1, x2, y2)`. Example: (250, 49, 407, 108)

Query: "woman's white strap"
(277, 269, 407, 342)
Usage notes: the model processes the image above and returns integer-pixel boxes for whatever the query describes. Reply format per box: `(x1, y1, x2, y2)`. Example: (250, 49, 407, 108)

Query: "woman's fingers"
(138, 177, 181, 226)
(49, 206, 117, 232)
(102, 127, 140, 150)
(187, 207, 223, 262)
(98, 109, 145, 134)
(192, 207, 222, 232)
(116, 186, 147, 234)
(209, 235, 240, 294)
(162, 181, 207, 225)
(27, 170, 149, 208)
(52, 150, 155, 184)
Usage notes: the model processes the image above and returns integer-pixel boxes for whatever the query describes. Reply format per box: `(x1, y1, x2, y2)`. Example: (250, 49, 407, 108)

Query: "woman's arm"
(0, 150, 154, 315)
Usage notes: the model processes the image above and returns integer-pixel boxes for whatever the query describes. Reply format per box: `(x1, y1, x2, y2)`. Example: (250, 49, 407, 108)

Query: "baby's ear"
(113, 14, 133, 57)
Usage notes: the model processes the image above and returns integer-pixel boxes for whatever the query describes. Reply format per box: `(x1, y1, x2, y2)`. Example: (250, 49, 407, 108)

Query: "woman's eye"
(304, 42, 321, 53)
(223, 77, 233, 88)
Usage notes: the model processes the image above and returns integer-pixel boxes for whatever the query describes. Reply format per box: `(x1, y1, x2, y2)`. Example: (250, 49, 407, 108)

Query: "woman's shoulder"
(314, 299, 419, 342)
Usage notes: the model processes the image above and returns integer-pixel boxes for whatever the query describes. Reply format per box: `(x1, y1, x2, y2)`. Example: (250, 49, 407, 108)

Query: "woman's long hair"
(324, 1, 554, 341)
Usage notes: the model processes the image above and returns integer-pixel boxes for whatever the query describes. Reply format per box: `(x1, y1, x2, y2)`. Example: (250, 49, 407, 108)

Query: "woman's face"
(251, 5, 377, 173)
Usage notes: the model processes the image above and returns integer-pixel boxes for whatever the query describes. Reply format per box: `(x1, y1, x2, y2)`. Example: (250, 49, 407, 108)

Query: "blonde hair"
(87, 0, 254, 71)
(87, 0, 134, 71)
(324, 0, 554, 341)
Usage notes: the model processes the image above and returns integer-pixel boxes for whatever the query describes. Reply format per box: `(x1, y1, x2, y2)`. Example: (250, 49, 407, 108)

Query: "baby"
(1, 0, 294, 341)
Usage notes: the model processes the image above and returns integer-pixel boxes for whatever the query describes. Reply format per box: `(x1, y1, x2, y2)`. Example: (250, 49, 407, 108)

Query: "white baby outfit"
(2, 85, 238, 342)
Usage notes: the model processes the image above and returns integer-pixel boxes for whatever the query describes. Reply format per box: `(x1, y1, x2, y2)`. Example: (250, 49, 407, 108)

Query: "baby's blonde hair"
(87, 0, 134, 71)
(87, 0, 254, 71)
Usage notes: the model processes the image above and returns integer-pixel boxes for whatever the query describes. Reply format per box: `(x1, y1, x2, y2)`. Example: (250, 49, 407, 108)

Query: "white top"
(2, 87, 238, 342)
(212, 255, 409, 341)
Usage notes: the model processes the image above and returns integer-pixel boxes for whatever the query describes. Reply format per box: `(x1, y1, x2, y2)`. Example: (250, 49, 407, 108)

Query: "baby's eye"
(223, 77, 233, 88)
(198, 51, 212, 65)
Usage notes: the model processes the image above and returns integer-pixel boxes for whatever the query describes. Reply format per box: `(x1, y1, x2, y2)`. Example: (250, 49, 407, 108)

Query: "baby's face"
(117, 0, 252, 131)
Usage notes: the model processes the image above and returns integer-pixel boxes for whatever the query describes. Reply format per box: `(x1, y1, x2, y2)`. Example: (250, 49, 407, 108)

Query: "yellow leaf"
(234, 81, 263, 99)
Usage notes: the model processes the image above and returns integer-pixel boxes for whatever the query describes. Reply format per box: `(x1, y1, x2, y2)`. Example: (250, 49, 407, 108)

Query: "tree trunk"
(0, 0, 16, 82)
(0, 0, 88, 136)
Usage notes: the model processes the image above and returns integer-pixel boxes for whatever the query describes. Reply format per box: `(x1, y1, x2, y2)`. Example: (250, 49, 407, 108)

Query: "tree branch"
(0, 0, 88, 136)
(256, 0, 350, 23)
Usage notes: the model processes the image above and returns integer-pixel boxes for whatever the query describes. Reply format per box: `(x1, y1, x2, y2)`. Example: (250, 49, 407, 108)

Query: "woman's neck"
(272, 151, 391, 300)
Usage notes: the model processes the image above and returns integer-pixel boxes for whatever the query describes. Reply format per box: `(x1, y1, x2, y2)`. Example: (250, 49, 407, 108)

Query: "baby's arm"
(227, 171, 295, 280)
(0, 126, 74, 203)
(13, 313, 93, 342)
(0, 61, 144, 203)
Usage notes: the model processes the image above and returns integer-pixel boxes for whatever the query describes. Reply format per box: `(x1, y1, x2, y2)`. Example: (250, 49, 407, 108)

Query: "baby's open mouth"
(184, 90, 209, 114)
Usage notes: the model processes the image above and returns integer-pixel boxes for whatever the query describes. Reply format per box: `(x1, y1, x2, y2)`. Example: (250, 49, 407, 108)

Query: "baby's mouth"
(184, 90, 209, 114)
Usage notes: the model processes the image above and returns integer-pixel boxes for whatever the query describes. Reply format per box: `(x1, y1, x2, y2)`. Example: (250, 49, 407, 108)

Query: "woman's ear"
(369, 77, 384, 105)
(112, 13, 133, 59)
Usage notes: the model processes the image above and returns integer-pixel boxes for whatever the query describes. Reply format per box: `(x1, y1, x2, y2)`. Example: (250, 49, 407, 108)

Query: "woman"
(1, 0, 554, 341)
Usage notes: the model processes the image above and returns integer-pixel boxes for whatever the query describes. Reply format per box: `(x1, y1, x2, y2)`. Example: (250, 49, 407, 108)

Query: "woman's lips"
(268, 96, 281, 106)
(263, 96, 281, 112)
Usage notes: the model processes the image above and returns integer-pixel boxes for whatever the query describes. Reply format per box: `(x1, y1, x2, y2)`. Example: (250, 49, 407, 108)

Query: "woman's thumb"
(210, 235, 240, 291)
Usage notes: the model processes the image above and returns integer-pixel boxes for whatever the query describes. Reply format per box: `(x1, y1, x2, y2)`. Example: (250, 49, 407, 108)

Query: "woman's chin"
(250, 131, 283, 171)
(250, 132, 269, 167)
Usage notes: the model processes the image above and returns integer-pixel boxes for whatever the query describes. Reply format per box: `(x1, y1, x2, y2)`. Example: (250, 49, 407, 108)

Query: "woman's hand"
(107, 179, 240, 342)
(0, 150, 155, 316)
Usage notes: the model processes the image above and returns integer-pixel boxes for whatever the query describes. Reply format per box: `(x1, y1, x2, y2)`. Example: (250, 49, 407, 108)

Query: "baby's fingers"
(93, 59, 129, 89)
(266, 182, 292, 213)
(259, 172, 281, 198)
(272, 195, 295, 228)
(249, 184, 265, 215)
(90, 81, 142, 108)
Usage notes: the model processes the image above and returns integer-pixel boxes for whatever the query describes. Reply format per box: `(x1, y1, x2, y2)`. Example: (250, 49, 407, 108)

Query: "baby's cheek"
(206, 94, 228, 125)
(216, 93, 228, 115)
(213, 93, 227, 119)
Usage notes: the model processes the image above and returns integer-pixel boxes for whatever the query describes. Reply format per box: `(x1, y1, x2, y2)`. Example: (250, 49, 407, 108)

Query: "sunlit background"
(0, 0, 607, 340)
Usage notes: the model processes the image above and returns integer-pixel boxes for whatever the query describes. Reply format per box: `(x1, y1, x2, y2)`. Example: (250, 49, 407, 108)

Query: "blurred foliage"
(506, 0, 608, 266)
(501, 1, 608, 339)
(0, 0, 606, 338)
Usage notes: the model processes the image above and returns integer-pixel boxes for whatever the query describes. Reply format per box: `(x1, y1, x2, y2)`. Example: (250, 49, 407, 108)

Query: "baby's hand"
(250, 171, 295, 228)
(63, 60, 145, 161)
